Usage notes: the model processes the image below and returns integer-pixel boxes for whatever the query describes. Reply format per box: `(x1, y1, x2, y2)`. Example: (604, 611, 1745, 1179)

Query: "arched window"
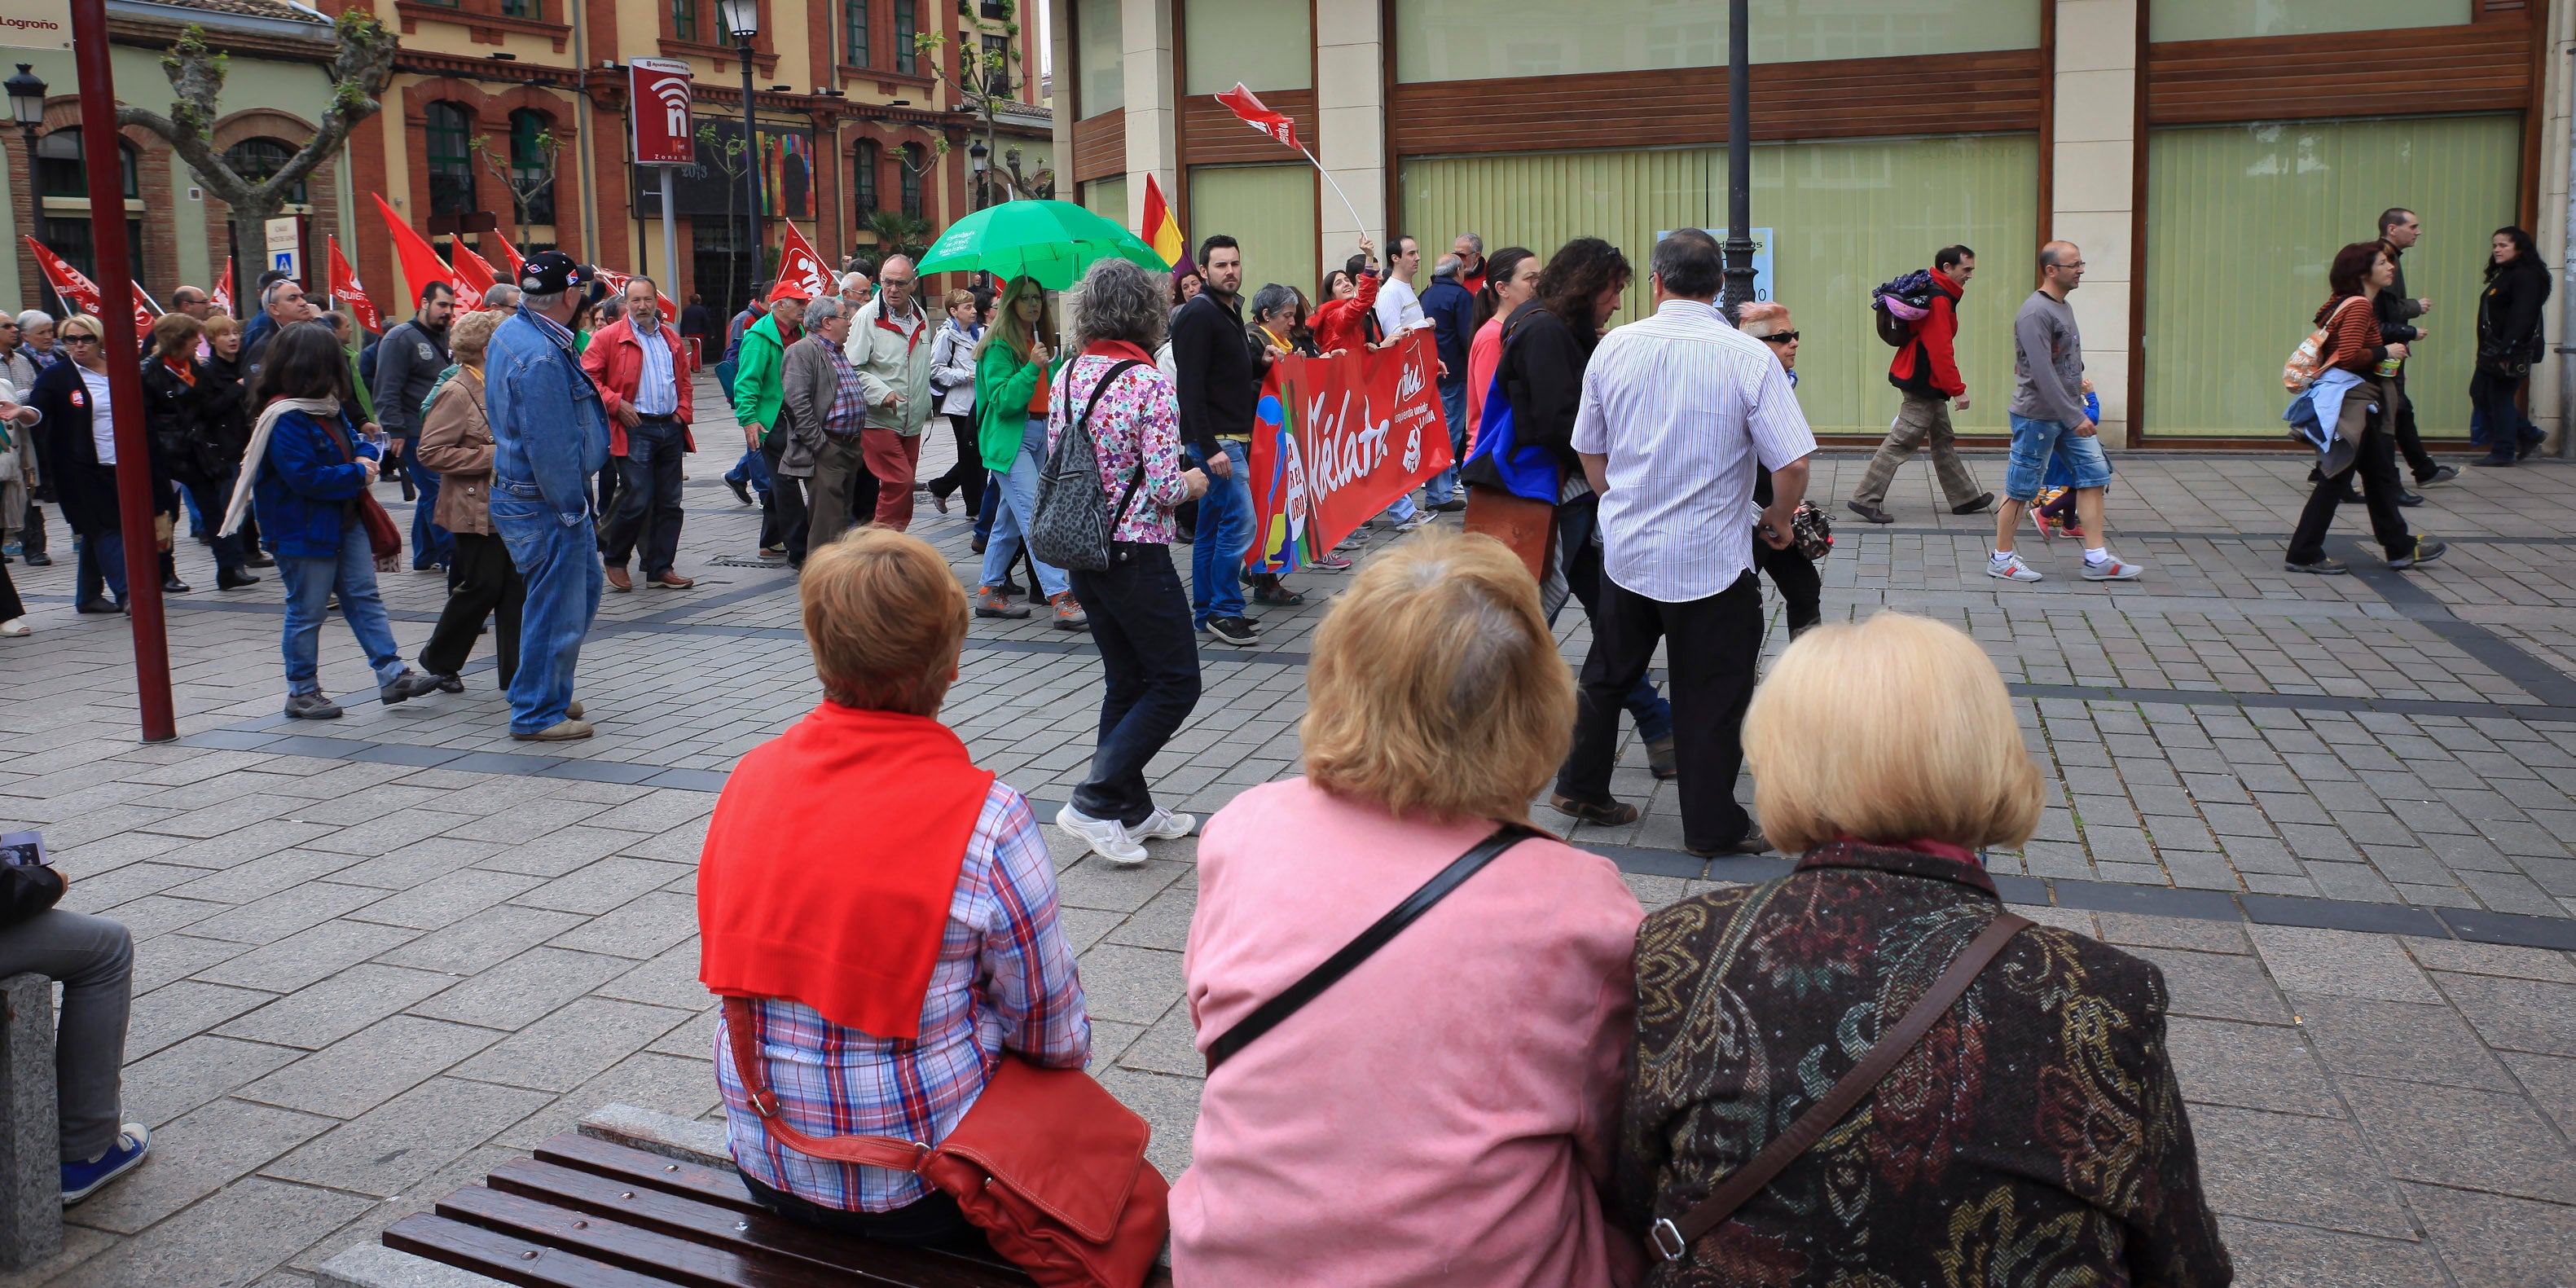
(509, 109, 556, 225)
(854, 139, 879, 214)
(899, 143, 923, 220)
(425, 102, 477, 217)
(222, 137, 308, 206)
(35, 130, 138, 200)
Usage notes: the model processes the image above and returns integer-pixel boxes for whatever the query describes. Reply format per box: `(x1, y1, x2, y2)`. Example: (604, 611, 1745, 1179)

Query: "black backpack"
(1870, 270, 1939, 348)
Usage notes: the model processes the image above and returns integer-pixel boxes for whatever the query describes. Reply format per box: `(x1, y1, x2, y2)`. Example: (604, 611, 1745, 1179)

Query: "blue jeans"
(408, 455, 453, 569)
(2003, 413, 2112, 502)
(1190, 440, 1251, 626)
(974, 470, 1000, 542)
(727, 446, 772, 500)
(493, 486, 604, 734)
(75, 531, 127, 606)
(1066, 543, 1202, 826)
(604, 418, 686, 576)
(979, 420, 1070, 599)
(278, 522, 406, 697)
(1422, 380, 1469, 506)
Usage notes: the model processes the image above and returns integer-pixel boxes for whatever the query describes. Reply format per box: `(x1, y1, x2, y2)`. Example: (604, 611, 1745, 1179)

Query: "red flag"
(1215, 84, 1301, 152)
(371, 193, 455, 311)
(24, 236, 102, 315)
(768, 224, 834, 301)
(127, 280, 159, 336)
(327, 236, 382, 332)
(451, 243, 499, 311)
(210, 258, 234, 316)
(486, 231, 527, 279)
(591, 266, 679, 324)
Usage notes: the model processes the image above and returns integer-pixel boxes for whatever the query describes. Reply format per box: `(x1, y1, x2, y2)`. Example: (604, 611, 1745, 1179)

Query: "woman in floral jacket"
(1618, 611, 2230, 1287)
(1043, 257, 1207, 867)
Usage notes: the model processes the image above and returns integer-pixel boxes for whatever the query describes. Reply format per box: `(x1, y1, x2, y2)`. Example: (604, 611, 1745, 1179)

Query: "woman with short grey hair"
(1044, 257, 1208, 864)
(18, 311, 58, 371)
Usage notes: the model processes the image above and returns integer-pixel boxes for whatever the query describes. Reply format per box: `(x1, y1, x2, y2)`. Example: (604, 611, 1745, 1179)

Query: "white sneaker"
(0, 617, 26, 636)
(1393, 514, 1434, 534)
(1133, 807, 1196, 841)
(1988, 552, 2043, 582)
(2081, 555, 2146, 582)
(1056, 803, 1149, 865)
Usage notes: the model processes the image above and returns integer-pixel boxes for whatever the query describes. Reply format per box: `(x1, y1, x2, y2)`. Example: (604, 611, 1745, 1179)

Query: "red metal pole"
(70, 0, 176, 743)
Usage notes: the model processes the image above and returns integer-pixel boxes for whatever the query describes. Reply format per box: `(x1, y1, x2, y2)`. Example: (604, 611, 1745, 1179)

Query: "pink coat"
(1172, 778, 1646, 1286)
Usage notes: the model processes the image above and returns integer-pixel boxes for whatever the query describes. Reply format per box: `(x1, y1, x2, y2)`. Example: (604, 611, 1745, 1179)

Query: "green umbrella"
(915, 200, 1172, 290)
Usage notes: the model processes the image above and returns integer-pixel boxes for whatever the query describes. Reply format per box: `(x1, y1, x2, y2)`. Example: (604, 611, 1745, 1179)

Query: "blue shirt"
(1422, 276, 1477, 390)
(633, 324, 679, 416)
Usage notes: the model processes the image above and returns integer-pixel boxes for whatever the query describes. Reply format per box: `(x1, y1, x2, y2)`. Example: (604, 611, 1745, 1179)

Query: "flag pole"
(1299, 145, 1367, 242)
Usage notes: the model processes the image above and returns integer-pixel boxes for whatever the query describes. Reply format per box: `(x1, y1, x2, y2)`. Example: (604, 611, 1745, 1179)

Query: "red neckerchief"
(1082, 340, 1155, 366)
(160, 356, 195, 385)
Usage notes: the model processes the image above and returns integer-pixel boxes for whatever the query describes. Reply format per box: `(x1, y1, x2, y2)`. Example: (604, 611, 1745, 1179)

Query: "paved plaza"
(2, 385, 2574, 1286)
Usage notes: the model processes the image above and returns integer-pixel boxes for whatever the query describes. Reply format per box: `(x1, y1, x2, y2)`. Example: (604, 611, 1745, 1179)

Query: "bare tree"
(115, 13, 397, 314)
(913, 0, 1026, 209)
(473, 124, 561, 247)
(694, 121, 751, 314)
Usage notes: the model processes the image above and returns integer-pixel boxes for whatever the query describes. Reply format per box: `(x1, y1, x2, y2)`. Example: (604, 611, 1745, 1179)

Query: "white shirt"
(632, 323, 678, 416)
(1570, 300, 1816, 602)
(1374, 276, 1426, 338)
(78, 366, 114, 465)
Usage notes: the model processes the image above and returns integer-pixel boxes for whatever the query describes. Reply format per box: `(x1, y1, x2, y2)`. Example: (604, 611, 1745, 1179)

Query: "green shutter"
(1400, 134, 2038, 437)
(2143, 115, 2519, 438)
(1187, 165, 1317, 307)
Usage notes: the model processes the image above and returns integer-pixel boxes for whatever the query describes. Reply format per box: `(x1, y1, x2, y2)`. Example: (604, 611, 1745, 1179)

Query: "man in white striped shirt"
(1551, 230, 1818, 855)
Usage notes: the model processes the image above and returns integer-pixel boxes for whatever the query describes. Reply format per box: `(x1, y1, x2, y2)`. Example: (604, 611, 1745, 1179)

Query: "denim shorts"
(2004, 413, 2112, 501)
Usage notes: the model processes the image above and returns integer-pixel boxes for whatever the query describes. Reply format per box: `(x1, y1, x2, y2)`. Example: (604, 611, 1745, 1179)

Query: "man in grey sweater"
(1989, 240, 2143, 583)
(373, 282, 457, 571)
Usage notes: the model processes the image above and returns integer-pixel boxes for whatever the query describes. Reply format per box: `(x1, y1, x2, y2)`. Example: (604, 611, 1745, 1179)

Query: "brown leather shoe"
(604, 565, 633, 592)
(650, 571, 695, 589)
(1549, 793, 1639, 827)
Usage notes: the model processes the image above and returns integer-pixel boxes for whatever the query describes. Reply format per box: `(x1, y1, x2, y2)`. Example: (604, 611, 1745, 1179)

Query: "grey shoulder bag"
(1030, 358, 1147, 573)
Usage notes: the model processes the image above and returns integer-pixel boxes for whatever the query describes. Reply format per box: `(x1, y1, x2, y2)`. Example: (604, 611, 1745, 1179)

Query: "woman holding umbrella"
(971, 279, 1080, 628)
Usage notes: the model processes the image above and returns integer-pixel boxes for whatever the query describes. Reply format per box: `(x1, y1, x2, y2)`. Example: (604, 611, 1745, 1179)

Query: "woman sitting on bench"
(697, 529, 1090, 1252)
(1174, 528, 1648, 1285)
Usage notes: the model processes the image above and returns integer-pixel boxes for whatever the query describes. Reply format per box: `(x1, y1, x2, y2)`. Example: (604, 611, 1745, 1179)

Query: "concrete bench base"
(2, 971, 62, 1273)
(316, 1242, 516, 1287)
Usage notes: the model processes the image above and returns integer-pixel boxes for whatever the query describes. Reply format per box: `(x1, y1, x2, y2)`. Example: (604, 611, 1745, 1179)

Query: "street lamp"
(968, 139, 988, 209)
(1721, 0, 1754, 323)
(7, 65, 46, 314)
(717, 0, 763, 294)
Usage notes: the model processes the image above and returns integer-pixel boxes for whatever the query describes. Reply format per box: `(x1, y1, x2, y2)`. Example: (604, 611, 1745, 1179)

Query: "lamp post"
(7, 65, 46, 311)
(969, 138, 988, 209)
(717, 0, 763, 291)
(1721, 0, 1754, 323)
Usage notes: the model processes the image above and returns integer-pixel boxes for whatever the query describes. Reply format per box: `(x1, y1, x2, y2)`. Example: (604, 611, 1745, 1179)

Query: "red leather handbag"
(723, 997, 1171, 1288)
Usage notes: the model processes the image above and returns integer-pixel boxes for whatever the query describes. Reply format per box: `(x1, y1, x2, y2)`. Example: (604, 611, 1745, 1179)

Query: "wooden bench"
(2, 971, 63, 1273)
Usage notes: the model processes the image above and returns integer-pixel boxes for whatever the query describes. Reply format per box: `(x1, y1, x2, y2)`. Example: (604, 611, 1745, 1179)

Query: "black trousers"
(2470, 367, 2524, 460)
(927, 412, 987, 514)
(1558, 571, 1764, 851)
(737, 1170, 991, 1257)
(420, 531, 525, 685)
(2288, 423, 2412, 565)
(1065, 543, 1202, 826)
(20, 499, 44, 556)
(2388, 371, 2437, 480)
(760, 437, 811, 565)
(0, 554, 20, 619)
(1755, 543, 1822, 632)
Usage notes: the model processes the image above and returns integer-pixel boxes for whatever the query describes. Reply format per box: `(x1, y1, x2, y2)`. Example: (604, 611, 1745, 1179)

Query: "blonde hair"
(1743, 611, 2042, 855)
(150, 312, 203, 361)
(448, 309, 503, 366)
(55, 313, 103, 345)
(1735, 301, 1790, 336)
(203, 313, 241, 341)
(1302, 528, 1573, 823)
(799, 528, 969, 716)
(974, 276, 1053, 365)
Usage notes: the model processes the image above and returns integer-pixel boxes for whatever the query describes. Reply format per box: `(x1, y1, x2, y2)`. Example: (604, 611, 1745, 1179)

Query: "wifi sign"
(629, 57, 697, 167)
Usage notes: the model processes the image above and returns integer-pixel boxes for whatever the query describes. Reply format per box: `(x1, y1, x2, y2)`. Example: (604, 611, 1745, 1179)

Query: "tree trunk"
(228, 194, 284, 319)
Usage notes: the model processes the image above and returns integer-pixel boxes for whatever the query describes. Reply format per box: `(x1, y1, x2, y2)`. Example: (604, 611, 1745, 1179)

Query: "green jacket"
(730, 313, 791, 437)
(974, 341, 1057, 473)
(344, 346, 377, 424)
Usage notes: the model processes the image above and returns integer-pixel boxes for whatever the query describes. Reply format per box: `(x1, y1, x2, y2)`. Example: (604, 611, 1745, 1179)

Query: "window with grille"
(510, 109, 556, 225)
(222, 137, 307, 206)
(900, 143, 924, 218)
(895, 0, 917, 73)
(426, 102, 477, 217)
(846, 0, 868, 64)
(855, 140, 880, 213)
(500, 0, 535, 17)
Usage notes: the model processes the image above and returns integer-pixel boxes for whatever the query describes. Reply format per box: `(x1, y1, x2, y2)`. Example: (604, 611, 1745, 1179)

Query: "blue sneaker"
(61, 1123, 149, 1205)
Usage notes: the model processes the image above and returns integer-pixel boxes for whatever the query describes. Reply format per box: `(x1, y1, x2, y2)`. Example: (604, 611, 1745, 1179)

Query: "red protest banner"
(1246, 331, 1449, 569)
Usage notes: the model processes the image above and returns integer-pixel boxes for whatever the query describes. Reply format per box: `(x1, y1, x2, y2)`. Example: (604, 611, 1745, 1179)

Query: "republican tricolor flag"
(1140, 174, 1186, 272)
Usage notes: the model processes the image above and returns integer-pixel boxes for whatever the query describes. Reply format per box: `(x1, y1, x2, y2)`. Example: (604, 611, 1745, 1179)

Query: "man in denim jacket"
(483, 252, 611, 741)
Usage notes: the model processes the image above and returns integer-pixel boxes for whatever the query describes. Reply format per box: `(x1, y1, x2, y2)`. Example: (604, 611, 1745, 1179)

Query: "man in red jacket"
(582, 275, 700, 590)
(1848, 244, 1992, 524)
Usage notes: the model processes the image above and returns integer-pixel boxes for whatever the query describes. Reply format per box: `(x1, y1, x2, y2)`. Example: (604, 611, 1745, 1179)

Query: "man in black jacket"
(1169, 233, 1269, 648)
(2376, 209, 2455, 495)
(2, 854, 150, 1203)
(372, 282, 458, 571)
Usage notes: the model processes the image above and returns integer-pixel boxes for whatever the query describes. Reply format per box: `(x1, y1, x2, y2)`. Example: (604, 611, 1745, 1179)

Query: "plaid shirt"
(714, 781, 1090, 1211)
(824, 341, 867, 437)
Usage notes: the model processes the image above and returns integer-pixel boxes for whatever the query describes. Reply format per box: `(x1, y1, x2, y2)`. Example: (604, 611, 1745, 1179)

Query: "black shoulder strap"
(1075, 358, 1148, 531)
(1203, 821, 1545, 1072)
